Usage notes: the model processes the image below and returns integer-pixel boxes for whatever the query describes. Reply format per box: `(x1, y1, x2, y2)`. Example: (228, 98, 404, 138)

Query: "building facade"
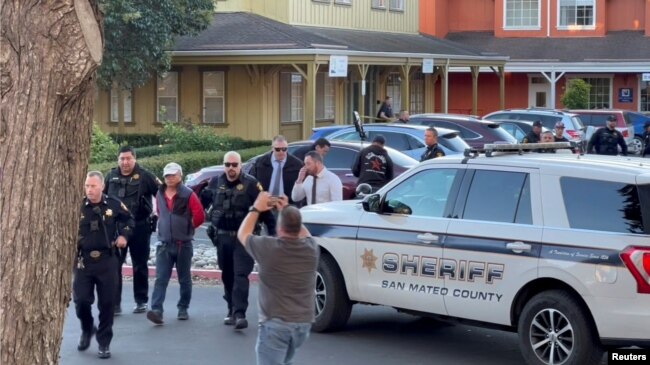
(421, 0, 650, 115)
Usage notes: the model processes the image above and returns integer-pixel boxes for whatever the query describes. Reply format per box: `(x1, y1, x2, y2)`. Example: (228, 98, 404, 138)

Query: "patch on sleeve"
(120, 202, 129, 212)
(256, 182, 263, 192)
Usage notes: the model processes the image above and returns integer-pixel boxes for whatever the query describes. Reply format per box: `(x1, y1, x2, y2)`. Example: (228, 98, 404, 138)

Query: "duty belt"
(83, 249, 112, 261)
(217, 229, 237, 237)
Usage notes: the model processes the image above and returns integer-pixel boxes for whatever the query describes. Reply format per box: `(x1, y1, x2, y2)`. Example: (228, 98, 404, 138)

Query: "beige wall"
(290, 0, 418, 33)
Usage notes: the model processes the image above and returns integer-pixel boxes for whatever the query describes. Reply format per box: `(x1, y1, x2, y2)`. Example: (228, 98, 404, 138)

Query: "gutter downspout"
(547, 0, 550, 38)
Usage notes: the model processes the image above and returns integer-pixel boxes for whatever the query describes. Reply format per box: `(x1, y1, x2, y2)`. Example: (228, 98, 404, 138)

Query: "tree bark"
(0, 1, 102, 364)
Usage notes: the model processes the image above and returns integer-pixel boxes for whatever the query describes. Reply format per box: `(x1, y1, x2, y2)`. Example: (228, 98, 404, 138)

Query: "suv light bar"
(464, 142, 577, 157)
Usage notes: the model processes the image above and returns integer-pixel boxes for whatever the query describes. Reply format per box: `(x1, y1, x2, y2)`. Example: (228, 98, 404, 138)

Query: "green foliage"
(89, 146, 270, 180)
(158, 122, 270, 153)
(109, 133, 160, 147)
(98, 0, 213, 91)
(90, 123, 120, 163)
(562, 79, 591, 109)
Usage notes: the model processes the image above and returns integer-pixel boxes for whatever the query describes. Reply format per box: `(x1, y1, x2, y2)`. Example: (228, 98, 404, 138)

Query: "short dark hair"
(279, 206, 302, 235)
(305, 150, 323, 164)
(313, 138, 330, 149)
(118, 146, 136, 158)
(372, 134, 385, 145)
(426, 127, 438, 137)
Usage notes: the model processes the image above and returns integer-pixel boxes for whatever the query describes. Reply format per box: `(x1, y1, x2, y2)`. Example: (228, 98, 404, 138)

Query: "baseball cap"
(372, 135, 386, 145)
(554, 121, 565, 128)
(163, 162, 182, 176)
(607, 115, 617, 122)
(532, 120, 543, 128)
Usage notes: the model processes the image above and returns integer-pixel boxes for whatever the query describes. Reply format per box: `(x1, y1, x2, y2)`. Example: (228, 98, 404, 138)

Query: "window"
(280, 72, 304, 122)
(504, 0, 540, 28)
(561, 178, 646, 234)
(385, 169, 461, 217)
(558, 0, 594, 28)
(641, 80, 650, 112)
(429, 121, 481, 140)
(202, 71, 225, 124)
(110, 86, 133, 123)
(579, 77, 611, 109)
(367, 131, 410, 151)
(322, 146, 356, 169)
(317, 73, 335, 120)
(157, 72, 178, 123)
(389, 0, 404, 11)
(371, 0, 386, 9)
(334, 0, 351, 4)
(386, 73, 402, 112)
(462, 170, 531, 224)
(410, 72, 424, 114)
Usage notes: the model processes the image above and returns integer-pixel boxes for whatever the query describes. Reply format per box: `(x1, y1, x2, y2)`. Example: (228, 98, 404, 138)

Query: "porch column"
(400, 64, 411, 113)
(471, 66, 480, 116)
(303, 62, 318, 140)
(498, 66, 505, 110)
(440, 62, 449, 113)
(357, 64, 369, 122)
(541, 70, 565, 109)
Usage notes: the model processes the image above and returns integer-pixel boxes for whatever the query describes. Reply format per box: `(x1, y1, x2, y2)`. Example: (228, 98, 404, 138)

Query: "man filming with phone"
(207, 151, 276, 331)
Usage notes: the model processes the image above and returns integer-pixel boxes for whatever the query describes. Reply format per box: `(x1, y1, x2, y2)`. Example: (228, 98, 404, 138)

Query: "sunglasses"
(274, 147, 288, 152)
(224, 162, 239, 168)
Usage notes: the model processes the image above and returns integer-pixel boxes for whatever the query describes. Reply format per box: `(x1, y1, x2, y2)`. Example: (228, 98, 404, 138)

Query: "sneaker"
(177, 308, 189, 320)
(113, 305, 122, 316)
(234, 317, 248, 330)
(224, 310, 234, 325)
(146, 310, 164, 325)
(133, 303, 147, 314)
(97, 345, 111, 359)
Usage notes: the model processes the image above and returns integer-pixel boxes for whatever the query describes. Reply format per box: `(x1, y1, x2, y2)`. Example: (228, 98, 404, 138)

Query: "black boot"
(77, 326, 97, 351)
(98, 345, 111, 359)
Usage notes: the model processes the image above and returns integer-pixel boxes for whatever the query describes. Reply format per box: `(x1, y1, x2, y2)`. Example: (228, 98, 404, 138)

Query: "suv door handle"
(345, 173, 354, 177)
(506, 241, 531, 253)
(417, 233, 439, 244)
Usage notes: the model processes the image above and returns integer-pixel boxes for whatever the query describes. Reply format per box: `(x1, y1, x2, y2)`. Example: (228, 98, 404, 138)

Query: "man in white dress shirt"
(291, 151, 342, 205)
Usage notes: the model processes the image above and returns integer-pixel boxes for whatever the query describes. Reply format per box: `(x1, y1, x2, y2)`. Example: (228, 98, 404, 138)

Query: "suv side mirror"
(362, 194, 382, 213)
(356, 183, 373, 198)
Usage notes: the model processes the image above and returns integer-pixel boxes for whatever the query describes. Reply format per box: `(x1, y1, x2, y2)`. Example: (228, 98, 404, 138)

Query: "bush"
(562, 79, 591, 109)
(159, 122, 269, 153)
(109, 133, 160, 148)
(89, 145, 270, 180)
(90, 123, 119, 163)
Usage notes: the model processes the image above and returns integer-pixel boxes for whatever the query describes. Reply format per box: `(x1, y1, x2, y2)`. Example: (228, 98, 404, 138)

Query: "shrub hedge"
(88, 145, 271, 180)
(109, 133, 161, 148)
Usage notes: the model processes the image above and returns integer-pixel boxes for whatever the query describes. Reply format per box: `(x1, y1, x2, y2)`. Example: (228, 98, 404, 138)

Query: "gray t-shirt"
(245, 235, 319, 323)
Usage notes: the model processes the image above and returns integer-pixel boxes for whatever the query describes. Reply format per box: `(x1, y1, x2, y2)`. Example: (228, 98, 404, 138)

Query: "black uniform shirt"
(522, 131, 541, 144)
(104, 164, 160, 222)
(78, 195, 135, 252)
(420, 144, 445, 162)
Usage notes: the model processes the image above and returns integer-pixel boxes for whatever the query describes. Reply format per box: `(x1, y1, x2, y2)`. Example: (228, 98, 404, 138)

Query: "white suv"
(302, 144, 650, 365)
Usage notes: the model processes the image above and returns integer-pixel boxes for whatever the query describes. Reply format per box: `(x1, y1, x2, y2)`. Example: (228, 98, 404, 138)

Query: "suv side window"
(560, 177, 645, 234)
(369, 131, 411, 151)
(323, 146, 355, 169)
(384, 169, 461, 217)
(461, 170, 531, 224)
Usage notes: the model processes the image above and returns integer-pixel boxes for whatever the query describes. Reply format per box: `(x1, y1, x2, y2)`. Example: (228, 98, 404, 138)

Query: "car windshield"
(384, 146, 418, 168)
(439, 134, 469, 152)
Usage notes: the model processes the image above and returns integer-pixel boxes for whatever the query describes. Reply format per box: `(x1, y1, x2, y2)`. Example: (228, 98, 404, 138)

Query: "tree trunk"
(0, 1, 103, 364)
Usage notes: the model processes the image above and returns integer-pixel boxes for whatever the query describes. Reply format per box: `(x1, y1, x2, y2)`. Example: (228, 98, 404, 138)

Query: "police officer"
(205, 151, 276, 330)
(522, 120, 543, 143)
(75, 171, 134, 359)
(420, 127, 445, 161)
(104, 146, 160, 315)
(587, 115, 628, 156)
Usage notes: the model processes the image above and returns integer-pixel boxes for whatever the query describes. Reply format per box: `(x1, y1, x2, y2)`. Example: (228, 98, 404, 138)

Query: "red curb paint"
(121, 266, 259, 282)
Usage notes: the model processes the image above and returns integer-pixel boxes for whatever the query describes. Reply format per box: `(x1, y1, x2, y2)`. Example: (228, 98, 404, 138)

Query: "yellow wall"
(290, 0, 418, 33)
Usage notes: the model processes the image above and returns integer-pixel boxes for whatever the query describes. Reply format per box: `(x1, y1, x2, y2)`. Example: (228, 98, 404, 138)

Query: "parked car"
(185, 140, 418, 202)
(622, 111, 650, 154)
(404, 113, 517, 149)
(302, 142, 650, 365)
(313, 124, 471, 160)
(491, 119, 550, 142)
(484, 108, 585, 143)
(568, 109, 636, 153)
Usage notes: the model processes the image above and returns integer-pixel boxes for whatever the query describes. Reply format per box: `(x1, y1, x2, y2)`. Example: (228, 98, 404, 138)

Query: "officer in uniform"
(587, 115, 628, 156)
(420, 127, 445, 161)
(75, 171, 134, 359)
(204, 151, 276, 330)
(104, 146, 160, 314)
(522, 120, 543, 144)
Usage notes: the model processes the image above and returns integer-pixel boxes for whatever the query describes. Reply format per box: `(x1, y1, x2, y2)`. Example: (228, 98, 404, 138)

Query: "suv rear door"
(443, 166, 542, 325)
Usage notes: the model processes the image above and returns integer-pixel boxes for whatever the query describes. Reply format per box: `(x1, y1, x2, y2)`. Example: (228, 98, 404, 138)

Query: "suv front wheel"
(312, 254, 352, 332)
(517, 290, 603, 365)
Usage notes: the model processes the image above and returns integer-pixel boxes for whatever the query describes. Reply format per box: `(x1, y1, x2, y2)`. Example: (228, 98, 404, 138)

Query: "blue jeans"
(150, 241, 193, 313)
(256, 318, 311, 365)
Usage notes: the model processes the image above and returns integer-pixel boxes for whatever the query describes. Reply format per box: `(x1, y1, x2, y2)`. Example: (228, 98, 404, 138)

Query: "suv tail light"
(566, 130, 581, 141)
(622, 130, 629, 138)
(620, 246, 650, 294)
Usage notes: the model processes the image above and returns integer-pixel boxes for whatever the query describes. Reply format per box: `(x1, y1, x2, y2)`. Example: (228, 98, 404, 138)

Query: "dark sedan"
(406, 113, 516, 149)
(185, 140, 418, 201)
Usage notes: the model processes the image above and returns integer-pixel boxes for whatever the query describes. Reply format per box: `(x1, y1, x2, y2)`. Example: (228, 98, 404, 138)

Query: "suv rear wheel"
(517, 290, 603, 365)
(631, 136, 644, 155)
(312, 254, 352, 332)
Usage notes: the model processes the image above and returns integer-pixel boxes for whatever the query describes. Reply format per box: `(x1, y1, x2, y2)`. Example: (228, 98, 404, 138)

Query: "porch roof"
(172, 12, 507, 66)
(446, 31, 650, 72)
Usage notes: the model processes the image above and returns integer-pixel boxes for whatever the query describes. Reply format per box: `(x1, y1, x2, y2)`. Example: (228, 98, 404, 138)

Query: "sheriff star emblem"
(105, 209, 113, 217)
(133, 174, 140, 180)
(360, 248, 378, 273)
(236, 184, 244, 191)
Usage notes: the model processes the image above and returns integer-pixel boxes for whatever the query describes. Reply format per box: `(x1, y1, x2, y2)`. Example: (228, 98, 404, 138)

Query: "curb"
(121, 265, 259, 282)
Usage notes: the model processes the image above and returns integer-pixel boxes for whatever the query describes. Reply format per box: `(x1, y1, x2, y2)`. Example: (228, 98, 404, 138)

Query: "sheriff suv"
(301, 143, 650, 365)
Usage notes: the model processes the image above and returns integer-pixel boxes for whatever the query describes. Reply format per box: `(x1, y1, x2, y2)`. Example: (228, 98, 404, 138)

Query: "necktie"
(310, 175, 318, 205)
(271, 160, 283, 196)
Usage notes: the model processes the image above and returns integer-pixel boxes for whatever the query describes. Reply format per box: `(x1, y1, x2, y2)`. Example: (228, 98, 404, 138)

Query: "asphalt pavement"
(60, 282, 534, 365)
